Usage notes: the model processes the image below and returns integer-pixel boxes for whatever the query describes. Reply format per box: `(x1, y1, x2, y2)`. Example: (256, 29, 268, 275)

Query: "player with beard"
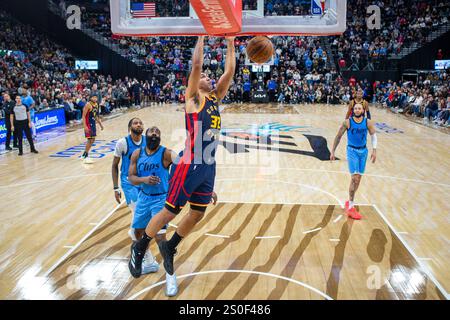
(127, 126, 175, 274)
(112, 118, 146, 240)
(331, 103, 378, 220)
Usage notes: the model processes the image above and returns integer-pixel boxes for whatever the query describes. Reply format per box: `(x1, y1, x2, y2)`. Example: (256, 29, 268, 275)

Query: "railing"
(389, 24, 450, 60)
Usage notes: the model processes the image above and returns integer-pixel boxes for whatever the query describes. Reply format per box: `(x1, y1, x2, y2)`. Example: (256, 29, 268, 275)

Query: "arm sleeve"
(113, 138, 127, 158)
(370, 133, 378, 149)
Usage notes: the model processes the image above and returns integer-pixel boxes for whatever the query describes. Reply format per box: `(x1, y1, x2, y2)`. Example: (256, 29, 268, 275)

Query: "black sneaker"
(18, 152, 23, 156)
(158, 240, 177, 276)
(128, 243, 145, 278)
(5, 147, 12, 151)
(31, 149, 39, 154)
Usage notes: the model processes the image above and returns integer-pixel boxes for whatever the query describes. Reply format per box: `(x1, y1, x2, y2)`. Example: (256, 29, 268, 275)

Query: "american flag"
(131, 2, 156, 18)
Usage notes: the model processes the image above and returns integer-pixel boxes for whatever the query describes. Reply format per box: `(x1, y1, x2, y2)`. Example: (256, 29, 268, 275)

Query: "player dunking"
(128, 36, 235, 296)
(81, 95, 103, 164)
(112, 118, 145, 240)
(346, 88, 371, 119)
(331, 103, 377, 220)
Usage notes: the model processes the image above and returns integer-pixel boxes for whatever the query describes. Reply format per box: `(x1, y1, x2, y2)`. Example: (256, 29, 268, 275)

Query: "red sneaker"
(344, 201, 350, 211)
(347, 207, 362, 220)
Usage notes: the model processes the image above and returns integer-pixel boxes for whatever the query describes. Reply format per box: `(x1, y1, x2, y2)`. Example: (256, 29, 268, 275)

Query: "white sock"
(145, 251, 155, 264)
(349, 201, 354, 208)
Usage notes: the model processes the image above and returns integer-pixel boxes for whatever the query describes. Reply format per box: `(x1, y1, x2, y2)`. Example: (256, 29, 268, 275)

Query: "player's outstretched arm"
(215, 37, 236, 101)
(368, 119, 377, 163)
(185, 36, 205, 101)
(330, 120, 348, 160)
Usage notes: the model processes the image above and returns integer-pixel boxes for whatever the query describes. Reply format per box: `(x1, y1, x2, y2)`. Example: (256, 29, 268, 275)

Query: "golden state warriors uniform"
(84, 102, 98, 138)
(348, 99, 370, 119)
(165, 93, 221, 214)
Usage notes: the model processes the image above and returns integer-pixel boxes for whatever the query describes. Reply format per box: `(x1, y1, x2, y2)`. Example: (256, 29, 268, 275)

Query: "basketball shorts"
(121, 179, 139, 205)
(347, 146, 368, 175)
(132, 192, 167, 232)
(165, 162, 215, 214)
(85, 120, 96, 138)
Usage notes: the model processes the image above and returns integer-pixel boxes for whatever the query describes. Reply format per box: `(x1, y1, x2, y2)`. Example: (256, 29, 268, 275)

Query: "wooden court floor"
(0, 103, 448, 300)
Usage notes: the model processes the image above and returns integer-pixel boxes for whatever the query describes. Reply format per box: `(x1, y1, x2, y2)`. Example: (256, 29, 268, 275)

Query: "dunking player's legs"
(134, 206, 205, 271)
(175, 209, 204, 237)
(134, 208, 177, 253)
(134, 228, 167, 242)
(131, 206, 204, 296)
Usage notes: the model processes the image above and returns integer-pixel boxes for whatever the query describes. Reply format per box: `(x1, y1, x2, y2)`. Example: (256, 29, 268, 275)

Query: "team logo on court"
(50, 140, 117, 158)
(220, 122, 335, 161)
(375, 123, 403, 134)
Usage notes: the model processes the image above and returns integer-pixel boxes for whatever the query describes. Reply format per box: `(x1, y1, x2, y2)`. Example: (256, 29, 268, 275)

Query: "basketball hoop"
(110, 0, 347, 37)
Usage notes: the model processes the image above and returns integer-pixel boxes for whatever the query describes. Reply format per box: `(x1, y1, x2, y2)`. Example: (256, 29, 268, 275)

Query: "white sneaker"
(165, 272, 178, 297)
(83, 157, 94, 164)
(142, 252, 160, 275)
(128, 229, 137, 241)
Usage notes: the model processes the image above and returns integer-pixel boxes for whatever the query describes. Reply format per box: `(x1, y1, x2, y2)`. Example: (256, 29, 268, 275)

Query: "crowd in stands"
(62, 0, 450, 72)
(1, 3, 448, 130)
(332, 0, 450, 70)
(0, 11, 152, 124)
(373, 70, 449, 126)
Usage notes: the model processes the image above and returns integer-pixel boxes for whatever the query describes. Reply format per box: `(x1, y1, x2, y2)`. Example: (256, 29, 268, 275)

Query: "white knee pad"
(157, 228, 167, 235)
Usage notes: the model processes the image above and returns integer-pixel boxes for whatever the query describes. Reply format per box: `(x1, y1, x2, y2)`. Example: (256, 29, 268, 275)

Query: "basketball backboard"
(110, 0, 347, 37)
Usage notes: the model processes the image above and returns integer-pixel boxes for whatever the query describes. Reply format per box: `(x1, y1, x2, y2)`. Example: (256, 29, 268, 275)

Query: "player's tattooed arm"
(330, 120, 348, 161)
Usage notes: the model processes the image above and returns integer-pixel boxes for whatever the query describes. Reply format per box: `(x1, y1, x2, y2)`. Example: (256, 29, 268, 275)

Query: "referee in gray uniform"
(10, 96, 38, 156)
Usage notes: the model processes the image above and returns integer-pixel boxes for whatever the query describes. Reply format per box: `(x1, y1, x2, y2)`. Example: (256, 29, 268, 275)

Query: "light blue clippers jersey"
(347, 117, 368, 148)
(137, 146, 169, 195)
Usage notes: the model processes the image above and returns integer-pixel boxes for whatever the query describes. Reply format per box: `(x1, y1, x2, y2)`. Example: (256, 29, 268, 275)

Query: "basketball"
(246, 36, 274, 64)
